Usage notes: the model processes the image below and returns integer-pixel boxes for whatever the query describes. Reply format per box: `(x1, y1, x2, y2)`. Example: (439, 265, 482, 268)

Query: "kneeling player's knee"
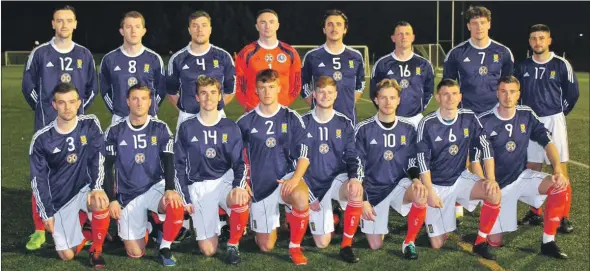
(290, 191, 309, 209)
(429, 238, 445, 249)
(258, 243, 275, 252)
(487, 192, 501, 205)
(200, 247, 217, 257)
(487, 233, 503, 247)
(126, 247, 144, 258)
(58, 250, 76, 261)
(314, 236, 331, 249)
(368, 239, 383, 250)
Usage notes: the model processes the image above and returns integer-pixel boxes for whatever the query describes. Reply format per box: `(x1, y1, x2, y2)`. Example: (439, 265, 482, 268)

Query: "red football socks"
(404, 202, 427, 244)
(341, 200, 362, 248)
(475, 201, 500, 245)
(90, 209, 110, 254)
(563, 185, 572, 219)
(31, 194, 45, 231)
(228, 204, 249, 246)
(162, 204, 184, 244)
(544, 186, 567, 236)
(289, 207, 310, 247)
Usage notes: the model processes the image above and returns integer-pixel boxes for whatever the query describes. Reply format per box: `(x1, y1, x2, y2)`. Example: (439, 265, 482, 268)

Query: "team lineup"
(22, 4, 579, 269)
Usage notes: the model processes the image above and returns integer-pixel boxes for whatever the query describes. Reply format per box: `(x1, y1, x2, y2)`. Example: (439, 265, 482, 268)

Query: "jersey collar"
(311, 108, 335, 124)
(187, 43, 212, 56)
(54, 116, 79, 135)
(323, 43, 346, 55)
(120, 45, 146, 58)
(255, 104, 281, 118)
(257, 40, 279, 50)
(391, 50, 414, 62)
(532, 52, 555, 64)
(196, 112, 222, 127)
(436, 108, 459, 126)
(126, 116, 151, 131)
(468, 38, 492, 50)
(374, 114, 398, 130)
(50, 37, 75, 54)
(493, 104, 516, 121)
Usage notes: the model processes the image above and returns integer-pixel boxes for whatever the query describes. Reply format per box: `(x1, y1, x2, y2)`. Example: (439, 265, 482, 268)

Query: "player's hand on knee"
(427, 191, 443, 208)
(88, 190, 109, 210)
(362, 201, 376, 221)
(184, 204, 194, 214)
(347, 178, 363, 199)
(310, 200, 321, 212)
(163, 190, 183, 209)
(43, 217, 55, 233)
(411, 179, 427, 200)
(108, 201, 121, 220)
(231, 188, 250, 206)
(482, 179, 500, 197)
(551, 172, 568, 191)
(277, 178, 299, 198)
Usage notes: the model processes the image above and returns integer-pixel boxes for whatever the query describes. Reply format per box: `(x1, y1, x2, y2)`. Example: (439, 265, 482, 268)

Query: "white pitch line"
(569, 160, 590, 169)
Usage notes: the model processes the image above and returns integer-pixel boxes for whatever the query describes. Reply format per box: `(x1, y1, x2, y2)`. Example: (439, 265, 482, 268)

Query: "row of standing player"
(22, 4, 579, 267)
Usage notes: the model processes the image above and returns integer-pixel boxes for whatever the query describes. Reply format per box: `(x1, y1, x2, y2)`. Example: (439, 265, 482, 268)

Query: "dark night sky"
(2, 1, 589, 70)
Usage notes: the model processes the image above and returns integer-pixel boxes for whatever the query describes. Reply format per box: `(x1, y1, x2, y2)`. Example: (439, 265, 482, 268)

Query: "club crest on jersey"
(266, 137, 277, 148)
(222, 133, 228, 144)
(520, 124, 526, 133)
(128, 77, 138, 87)
(151, 136, 157, 146)
(265, 54, 273, 63)
(448, 144, 459, 155)
(400, 79, 409, 89)
(333, 71, 343, 81)
(77, 59, 83, 69)
(80, 135, 87, 145)
(416, 67, 421, 75)
(319, 143, 330, 154)
(493, 54, 499, 63)
(144, 64, 150, 73)
(60, 73, 72, 83)
(135, 153, 145, 164)
(383, 150, 394, 161)
(213, 59, 219, 68)
(205, 148, 217, 158)
(505, 141, 517, 152)
(66, 153, 78, 164)
(401, 136, 406, 145)
(277, 53, 287, 63)
(463, 128, 469, 138)
(336, 129, 342, 138)
(349, 60, 354, 69)
(281, 123, 288, 133)
(479, 66, 488, 76)
(550, 71, 556, 79)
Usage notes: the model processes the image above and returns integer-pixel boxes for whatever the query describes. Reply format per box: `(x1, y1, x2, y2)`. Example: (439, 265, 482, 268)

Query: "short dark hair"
(256, 69, 280, 84)
(52, 82, 79, 100)
(127, 83, 151, 98)
(120, 11, 145, 28)
(465, 6, 491, 22)
(498, 76, 521, 90)
(322, 9, 348, 28)
(196, 75, 221, 92)
(257, 9, 279, 21)
(393, 21, 412, 34)
(529, 24, 551, 36)
(436, 78, 461, 93)
(53, 5, 76, 19)
(374, 78, 401, 97)
(188, 10, 211, 25)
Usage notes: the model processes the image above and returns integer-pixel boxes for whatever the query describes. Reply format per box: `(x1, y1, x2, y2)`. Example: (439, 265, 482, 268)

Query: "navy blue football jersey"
(29, 115, 105, 220)
(370, 52, 435, 117)
(174, 114, 246, 205)
(416, 109, 493, 186)
(22, 38, 98, 130)
(99, 46, 166, 117)
(355, 116, 417, 206)
(236, 106, 310, 202)
(478, 106, 552, 188)
(167, 44, 235, 113)
(104, 116, 174, 207)
(443, 39, 514, 113)
(515, 52, 579, 116)
(301, 45, 365, 123)
(302, 110, 361, 202)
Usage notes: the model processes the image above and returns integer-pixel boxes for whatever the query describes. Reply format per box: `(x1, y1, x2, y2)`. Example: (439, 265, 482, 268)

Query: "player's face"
(313, 85, 337, 109)
(196, 84, 222, 112)
(435, 86, 462, 110)
(255, 80, 280, 106)
(189, 17, 212, 45)
(120, 17, 146, 46)
(467, 17, 490, 41)
(127, 89, 152, 118)
(256, 13, 279, 39)
(375, 87, 400, 116)
(52, 91, 81, 121)
(323, 15, 347, 42)
(392, 25, 415, 49)
(497, 82, 520, 109)
(52, 10, 77, 39)
(529, 31, 552, 55)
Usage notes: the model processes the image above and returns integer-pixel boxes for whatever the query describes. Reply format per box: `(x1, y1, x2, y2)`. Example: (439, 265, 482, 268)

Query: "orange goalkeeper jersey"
(235, 40, 302, 111)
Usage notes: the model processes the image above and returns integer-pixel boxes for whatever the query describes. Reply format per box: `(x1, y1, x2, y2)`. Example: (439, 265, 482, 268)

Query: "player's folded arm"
(229, 129, 247, 189)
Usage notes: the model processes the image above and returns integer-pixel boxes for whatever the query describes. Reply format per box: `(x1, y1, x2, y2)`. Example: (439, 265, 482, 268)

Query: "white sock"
(160, 240, 172, 249)
(402, 241, 414, 252)
(288, 242, 300, 248)
(542, 233, 555, 244)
